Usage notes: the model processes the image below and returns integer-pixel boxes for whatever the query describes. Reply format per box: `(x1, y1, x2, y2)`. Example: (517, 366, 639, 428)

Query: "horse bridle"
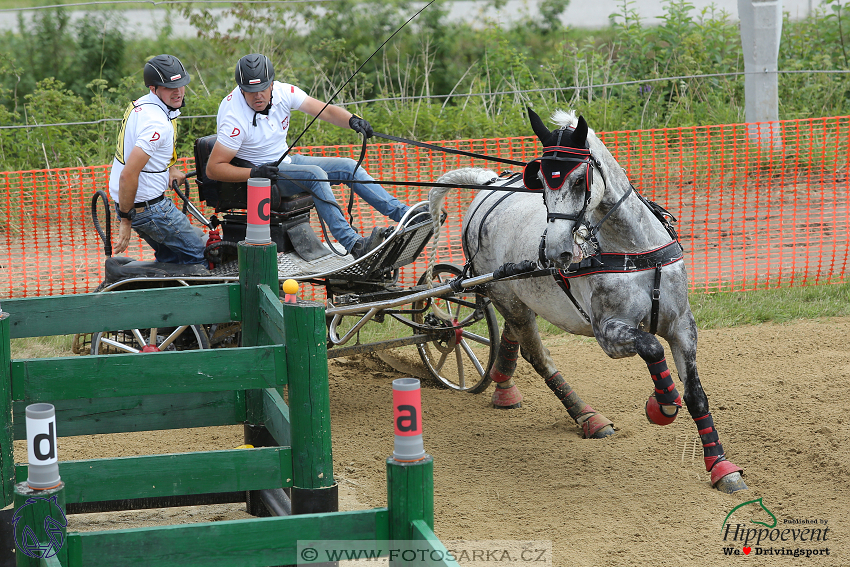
(532, 131, 642, 261)
(538, 145, 601, 229)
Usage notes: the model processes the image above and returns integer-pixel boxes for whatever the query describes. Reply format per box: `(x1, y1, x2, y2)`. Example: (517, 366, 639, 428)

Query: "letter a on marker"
(396, 404, 419, 433)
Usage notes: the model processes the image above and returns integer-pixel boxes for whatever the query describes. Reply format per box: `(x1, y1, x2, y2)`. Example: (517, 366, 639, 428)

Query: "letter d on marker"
(392, 378, 426, 462)
(25, 403, 61, 489)
(245, 177, 271, 245)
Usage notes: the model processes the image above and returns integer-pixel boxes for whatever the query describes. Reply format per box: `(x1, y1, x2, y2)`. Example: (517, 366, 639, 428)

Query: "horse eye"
(573, 178, 584, 189)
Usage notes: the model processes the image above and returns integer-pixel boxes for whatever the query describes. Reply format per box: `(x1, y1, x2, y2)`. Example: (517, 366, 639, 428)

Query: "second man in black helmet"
(206, 53, 414, 259)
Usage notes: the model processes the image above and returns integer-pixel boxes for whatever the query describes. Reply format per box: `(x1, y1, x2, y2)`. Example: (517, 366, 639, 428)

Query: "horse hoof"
(714, 472, 748, 493)
(711, 461, 747, 493)
(587, 423, 615, 439)
(645, 394, 680, 426)
(581, 411, 615, 439)
(491, 385, 523, 409)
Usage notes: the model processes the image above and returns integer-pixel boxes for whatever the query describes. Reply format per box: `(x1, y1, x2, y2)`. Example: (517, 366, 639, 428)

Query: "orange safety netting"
(1, 116, 849, 301)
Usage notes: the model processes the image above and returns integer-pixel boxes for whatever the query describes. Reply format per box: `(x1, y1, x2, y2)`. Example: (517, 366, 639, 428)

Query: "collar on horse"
(548, 239, 684, 333)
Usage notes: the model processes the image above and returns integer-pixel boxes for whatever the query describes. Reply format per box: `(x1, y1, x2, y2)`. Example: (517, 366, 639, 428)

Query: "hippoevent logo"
(720, 498, 831, 558)
(12, 495, 67, 559)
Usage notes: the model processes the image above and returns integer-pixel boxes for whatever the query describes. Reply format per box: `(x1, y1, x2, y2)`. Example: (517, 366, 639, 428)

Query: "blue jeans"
(277, 154, 409, 251)
(116, 197, 206, 264)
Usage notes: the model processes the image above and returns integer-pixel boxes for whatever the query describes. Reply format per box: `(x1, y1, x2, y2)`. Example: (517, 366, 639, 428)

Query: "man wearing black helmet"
(108, 54, 206, 265)
(206, 53, 413, 259)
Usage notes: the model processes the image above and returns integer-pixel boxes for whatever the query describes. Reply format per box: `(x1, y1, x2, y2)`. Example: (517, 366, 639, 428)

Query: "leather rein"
(335, 130, 684, 334)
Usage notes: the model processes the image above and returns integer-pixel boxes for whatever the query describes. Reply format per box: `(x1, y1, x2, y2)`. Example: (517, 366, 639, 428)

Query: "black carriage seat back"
(193, 134, 314, 218)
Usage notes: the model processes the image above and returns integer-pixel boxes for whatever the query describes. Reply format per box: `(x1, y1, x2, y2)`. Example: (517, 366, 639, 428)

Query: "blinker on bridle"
(540, 142, 601, 228)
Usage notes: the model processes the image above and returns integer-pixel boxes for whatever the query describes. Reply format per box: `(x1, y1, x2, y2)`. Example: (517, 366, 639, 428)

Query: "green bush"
(0, 0, 849, 170)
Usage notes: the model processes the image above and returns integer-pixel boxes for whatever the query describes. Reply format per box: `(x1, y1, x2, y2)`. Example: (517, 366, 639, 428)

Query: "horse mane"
(550, 110, 596, 137)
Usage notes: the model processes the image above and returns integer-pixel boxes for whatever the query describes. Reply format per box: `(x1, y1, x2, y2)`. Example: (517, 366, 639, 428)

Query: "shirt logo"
(280, 116, 289, 130)
(230, 127, 241, 137)
(170, 74, 182, 81)
(226, 94, 232, 101)
(150, 132, 160, 142)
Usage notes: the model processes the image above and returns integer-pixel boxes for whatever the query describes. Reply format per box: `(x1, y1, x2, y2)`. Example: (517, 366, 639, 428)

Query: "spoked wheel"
(90, 325, 210, 355)
(413, 263, 499, 393)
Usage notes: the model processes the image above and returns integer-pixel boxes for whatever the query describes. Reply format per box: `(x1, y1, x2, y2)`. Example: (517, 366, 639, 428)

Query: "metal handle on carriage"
(327, 306, 384, 346)
(171, 172, 211, 228)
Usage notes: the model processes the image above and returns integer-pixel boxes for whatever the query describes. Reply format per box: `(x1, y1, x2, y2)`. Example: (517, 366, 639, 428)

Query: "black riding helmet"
(144, 54, 191, 88)
(236, 54, 275, 92)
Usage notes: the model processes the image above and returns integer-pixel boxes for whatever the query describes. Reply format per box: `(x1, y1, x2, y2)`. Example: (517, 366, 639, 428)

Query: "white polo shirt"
(215, 81, 308, 166)
(108, 92, 179, 203)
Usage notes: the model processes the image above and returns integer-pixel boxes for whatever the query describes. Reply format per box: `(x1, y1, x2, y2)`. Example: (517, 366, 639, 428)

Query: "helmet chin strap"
(153, 86, 185, 113)
(164, 99, 184, 112)
(251, 94, 273, 127)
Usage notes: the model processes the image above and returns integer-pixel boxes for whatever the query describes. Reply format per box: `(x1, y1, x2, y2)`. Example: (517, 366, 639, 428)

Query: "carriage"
(78, 133, 505, 395)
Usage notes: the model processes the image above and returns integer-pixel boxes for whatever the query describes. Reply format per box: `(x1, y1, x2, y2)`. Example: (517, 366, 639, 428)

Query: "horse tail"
(426, 168, 500, 288)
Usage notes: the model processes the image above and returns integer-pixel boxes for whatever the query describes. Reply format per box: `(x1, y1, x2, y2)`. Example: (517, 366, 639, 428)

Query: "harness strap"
(552, 273, 592, 324)
(548, 241, 683, 333)
(589, 184, 633, 237)
(347, 135, 369, 230)
(557, 241, 683, 278)
(650, 262, 663, 334)
(463, 189, 517, 265)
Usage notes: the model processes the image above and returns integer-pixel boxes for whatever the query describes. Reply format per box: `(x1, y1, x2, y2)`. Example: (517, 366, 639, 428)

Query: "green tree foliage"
(2, 8, 126, 101)
(0, 0, 849, 171)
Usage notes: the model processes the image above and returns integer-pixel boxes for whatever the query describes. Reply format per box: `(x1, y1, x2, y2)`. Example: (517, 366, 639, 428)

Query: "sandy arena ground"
(12, 318, 848, 566)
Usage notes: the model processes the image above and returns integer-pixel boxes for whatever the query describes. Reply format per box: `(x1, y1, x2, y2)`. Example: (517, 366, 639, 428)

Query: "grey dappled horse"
(429, 108, 746, 493)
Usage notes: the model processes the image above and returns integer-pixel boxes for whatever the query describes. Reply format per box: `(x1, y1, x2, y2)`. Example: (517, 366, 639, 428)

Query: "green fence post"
(0, 312, 13, 507)
(285, 300, 338, 514)
(12, 482, 67, 567)
(386, 456, 434, 540)
(238, 241, 278, 349)
(238, 241, 280, 516)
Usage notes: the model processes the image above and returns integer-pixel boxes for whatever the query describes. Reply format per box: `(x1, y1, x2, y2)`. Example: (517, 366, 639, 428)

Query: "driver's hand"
(114, 220, 132, 254)
(250, 162, 279, 181)
(348, 114, 373, 138)
(169, 167, 187, 187)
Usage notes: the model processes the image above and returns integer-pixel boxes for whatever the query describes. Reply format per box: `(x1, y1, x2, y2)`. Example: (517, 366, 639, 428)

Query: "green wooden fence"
(0, 242, 452, 567)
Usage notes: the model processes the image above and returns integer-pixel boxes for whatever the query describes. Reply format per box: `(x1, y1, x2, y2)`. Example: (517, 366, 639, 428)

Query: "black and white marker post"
(13, 403, 67, 566)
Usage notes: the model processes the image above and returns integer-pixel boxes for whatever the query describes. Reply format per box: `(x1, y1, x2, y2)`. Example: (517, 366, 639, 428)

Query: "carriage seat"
(104, 256, 210, 283)
(193, 134, 314, 218)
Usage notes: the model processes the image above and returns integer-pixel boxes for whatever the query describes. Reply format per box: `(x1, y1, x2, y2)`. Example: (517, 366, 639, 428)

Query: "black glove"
(250, 162, 279, 181)
(349, 114, 373, 138)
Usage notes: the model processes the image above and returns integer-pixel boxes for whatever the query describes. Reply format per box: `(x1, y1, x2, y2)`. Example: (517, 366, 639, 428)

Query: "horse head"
(524, 108, 606, 269)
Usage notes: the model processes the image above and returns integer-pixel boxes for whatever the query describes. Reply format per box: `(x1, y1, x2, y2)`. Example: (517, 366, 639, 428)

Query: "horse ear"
(572, 115, 589, 147)
(527, 107, 550, 143)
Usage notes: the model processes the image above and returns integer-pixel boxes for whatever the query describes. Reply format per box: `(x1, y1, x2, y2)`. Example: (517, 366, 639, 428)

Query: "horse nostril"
(557, 251, 573, 268)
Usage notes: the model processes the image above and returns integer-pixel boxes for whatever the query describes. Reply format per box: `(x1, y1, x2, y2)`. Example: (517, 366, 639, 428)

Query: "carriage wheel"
(90, 325, 210, 355)
(413, 263, 498, 394)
